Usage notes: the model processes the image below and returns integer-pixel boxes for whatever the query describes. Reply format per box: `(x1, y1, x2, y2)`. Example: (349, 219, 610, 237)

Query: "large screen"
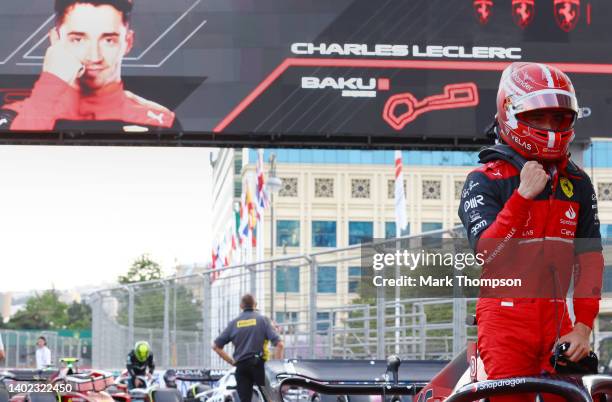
(0, 0, 611, 147)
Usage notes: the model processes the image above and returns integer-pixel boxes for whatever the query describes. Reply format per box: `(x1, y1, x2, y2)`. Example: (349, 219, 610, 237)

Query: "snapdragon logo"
(476, 377, 526, 391)
(301, 76, 390, 98)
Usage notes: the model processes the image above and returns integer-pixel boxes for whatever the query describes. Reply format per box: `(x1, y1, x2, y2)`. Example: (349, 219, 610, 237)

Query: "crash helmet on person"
(134, 340, 150, 362)
(495, 62, 581, 162)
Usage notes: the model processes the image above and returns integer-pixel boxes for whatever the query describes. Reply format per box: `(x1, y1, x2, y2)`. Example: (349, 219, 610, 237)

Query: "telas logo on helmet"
(512, 135, 532, 151)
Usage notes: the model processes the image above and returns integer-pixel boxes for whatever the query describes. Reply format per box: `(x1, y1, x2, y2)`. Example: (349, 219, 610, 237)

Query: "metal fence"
(88, 228, 612, 370)
(0, 330, 90, 368)
(89, 228, 479, 370)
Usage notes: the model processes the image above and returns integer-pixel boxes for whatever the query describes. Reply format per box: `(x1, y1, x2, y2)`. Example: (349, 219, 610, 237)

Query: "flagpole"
(257, 207, 264, 314)
(394, 150, 407, 355)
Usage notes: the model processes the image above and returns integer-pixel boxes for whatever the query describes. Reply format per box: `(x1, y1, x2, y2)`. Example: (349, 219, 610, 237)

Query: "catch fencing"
(88, 228, 612, 370)
(0, 330, 90, 368)
(89, 228, 473, 369)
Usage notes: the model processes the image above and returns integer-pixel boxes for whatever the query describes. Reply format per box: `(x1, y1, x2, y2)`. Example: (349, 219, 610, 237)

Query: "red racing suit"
(0, 72, 178, 132)
(458, 145, 603, 402)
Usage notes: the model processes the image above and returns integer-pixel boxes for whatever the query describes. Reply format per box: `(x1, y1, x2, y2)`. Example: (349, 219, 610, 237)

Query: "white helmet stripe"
(548, 131, 556, 148)
(504, 80, 526, 96)
(537, 63, 555, 87)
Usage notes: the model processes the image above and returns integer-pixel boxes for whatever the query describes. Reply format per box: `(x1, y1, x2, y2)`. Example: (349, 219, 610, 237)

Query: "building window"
(349, 221, 373, 245)
(277, 220, 299, 247)
(385, 222, 410, 239)
(312, 221, 337, 247)
(279, 177, 298, 197)
(275, 311, 299, 334)
(233, 179, 242, 198)
(422, 180, 442, 200)
(351, 179, 371, 198)
(276, 266, 300, 293)
(275, 311, 299, 324)
(601, 224, 612, 239)
(317, 266, 337, 293)
(348, 266, 361, 293)
(387, 179, 407, 199)
(454, 180, 464, 200)
(599, 182, 612, 201)
(422, 222, 443, 247)
(316, 312, 336, 332)
(422, 222, 443, 233)
(604, 267, 612, 294)
(315, 178, 334, 198)
(233, 150, 242, 174)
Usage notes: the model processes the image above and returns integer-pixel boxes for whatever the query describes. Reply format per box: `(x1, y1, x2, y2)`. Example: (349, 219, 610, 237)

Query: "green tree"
(66, 301, 92, 330)
(5, 290, 69, 330)
(119, 254, 162, 284)
(116, 255, 202, 331)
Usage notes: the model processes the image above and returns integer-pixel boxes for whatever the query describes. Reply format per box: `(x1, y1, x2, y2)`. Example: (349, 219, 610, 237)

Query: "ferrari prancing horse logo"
(560, 177, 574, 198)
(554, 0, 580, 32)
(512, 0, 535, 29)
(473, 0, 494, 24)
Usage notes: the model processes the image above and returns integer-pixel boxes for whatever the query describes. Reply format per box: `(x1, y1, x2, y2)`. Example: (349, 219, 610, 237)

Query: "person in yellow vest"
(212, 294, 284, 402)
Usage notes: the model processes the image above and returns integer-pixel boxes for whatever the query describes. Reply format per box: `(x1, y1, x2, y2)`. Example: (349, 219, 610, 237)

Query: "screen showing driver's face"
(52, 4, 133, 92)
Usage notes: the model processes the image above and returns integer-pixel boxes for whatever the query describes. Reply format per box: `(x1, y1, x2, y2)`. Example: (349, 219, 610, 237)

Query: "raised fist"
(517, 161, 549, 199)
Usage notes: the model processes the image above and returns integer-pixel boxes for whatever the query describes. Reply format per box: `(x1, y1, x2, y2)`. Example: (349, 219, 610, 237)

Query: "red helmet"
(496, 62, 579, 161)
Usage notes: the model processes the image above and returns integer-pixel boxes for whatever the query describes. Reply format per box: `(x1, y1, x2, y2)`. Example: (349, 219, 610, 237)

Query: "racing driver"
(126, 340, 155, 389)
(0, 0, 178, 132)
(458, 62, 603, 401)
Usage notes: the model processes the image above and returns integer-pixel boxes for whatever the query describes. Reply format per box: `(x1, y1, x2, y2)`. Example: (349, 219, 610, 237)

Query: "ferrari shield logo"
(512, 0, 535, 29)
(473, 0, 494, 24)
(554, 0, 580, 32)
(560, 177, 574, 198)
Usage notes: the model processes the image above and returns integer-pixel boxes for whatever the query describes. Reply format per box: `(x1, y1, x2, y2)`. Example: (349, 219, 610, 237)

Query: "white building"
(209, 145, 612, 334)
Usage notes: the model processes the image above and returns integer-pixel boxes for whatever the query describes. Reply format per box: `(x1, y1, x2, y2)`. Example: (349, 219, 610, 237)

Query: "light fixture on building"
(266, 154, 282, 195)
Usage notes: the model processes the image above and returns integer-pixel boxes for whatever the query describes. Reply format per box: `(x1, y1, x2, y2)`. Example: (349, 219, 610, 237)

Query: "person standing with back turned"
(212, 294, 284, 402)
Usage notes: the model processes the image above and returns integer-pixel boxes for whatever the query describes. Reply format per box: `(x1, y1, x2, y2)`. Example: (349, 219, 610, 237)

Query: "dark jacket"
(126, 350, 155, 377)
(457, 144, 603, 328)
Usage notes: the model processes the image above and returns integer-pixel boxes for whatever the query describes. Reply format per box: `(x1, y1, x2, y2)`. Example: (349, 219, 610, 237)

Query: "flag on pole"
(246, 184, 257, 232)
(211, 242, 223, 281)
(394, 151, 408, 236)
(211, 247, 217, 269)
(238, 191, 249, 244)
(255, 149, 268, 220)
(234, 202, 241, 240)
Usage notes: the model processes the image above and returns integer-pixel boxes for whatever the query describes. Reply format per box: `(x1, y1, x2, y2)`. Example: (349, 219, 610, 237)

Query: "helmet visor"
(511, 89, 578, 114)
(517, 107, 577, 132)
